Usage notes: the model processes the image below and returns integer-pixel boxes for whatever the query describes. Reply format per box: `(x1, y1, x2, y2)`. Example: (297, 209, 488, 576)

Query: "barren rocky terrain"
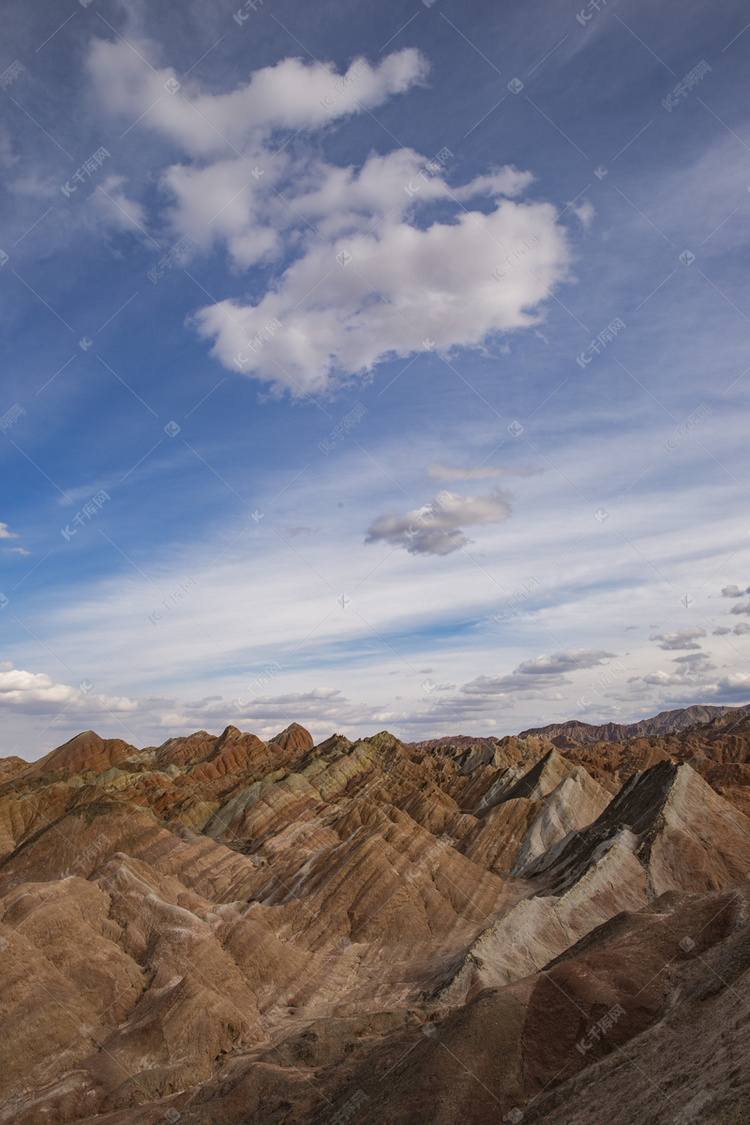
(1, 709, 750, 1123)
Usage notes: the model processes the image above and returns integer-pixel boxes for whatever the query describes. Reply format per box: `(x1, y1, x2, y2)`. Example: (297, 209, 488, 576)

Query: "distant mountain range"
(518, 703, 750, 746)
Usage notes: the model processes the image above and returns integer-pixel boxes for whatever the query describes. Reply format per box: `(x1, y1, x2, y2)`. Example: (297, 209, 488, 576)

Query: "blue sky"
(2, 0, 750, 759)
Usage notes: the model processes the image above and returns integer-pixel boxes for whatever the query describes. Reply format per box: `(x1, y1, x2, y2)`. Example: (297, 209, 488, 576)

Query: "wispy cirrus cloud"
(427, 461, 543, 482)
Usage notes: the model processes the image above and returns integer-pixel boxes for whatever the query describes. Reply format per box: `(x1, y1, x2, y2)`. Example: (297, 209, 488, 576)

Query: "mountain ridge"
(0, 710, 749, 1123)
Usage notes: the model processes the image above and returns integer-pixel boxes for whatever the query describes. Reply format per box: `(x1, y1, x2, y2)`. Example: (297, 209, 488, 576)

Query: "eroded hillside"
(1, 712, 749, 1123)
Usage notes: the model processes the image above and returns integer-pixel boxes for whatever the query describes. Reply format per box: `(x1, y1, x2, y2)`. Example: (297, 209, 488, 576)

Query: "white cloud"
(643, 670, 689, 687)
(714, 672, 750, 699)
(0, 523, 17, 539)
(194, 188, 570, 395)
(571, 199, 595, 228)
(0, 666, 137, 717)
(365, 488, 512, 555)
(721, 584, 744, 598)
(87, 41, 429, 156)
(86, 38, 572, 397)
(730, 601, 750, 616)
(94, 176, 148, 236)
(649, 627, 706, 651)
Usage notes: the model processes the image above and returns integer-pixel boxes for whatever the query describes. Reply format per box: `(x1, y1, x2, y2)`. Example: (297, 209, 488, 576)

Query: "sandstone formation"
(1, 707, 749, 1122)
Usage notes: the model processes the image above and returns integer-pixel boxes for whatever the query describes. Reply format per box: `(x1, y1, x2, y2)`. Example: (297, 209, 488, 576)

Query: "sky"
(2, 0, 750, 760)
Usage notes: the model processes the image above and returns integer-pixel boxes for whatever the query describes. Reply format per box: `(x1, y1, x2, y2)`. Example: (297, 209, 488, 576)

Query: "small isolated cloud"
(365, 489, 511, 556)
(672, 652, 715, 670)
(462, 649, 616, 697)
(730, 601, 750, 616)
(649, 627, 706, 651)
(427, 461, 543, 482)
(515, 650, 615, 675)
(94, 176, 148, 236)
(0, 666, 137, 716)
(0, 523, 17, 539)
(643, 670, 687, 687)
(721, 584, 744, 598)
(716, 622, 750, 636)
(572, 200, 595, 228)
(6, 547, 30, 556)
